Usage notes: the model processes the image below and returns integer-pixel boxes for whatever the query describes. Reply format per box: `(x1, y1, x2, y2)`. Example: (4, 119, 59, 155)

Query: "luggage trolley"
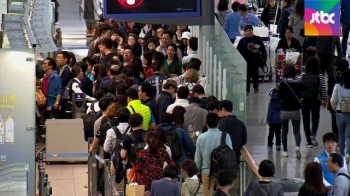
(275, 54, 303, 83)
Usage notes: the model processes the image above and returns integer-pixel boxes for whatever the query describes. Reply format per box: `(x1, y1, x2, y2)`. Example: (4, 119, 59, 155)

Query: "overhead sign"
(103, 0, 201, 19)
(304, 0, 340, 36)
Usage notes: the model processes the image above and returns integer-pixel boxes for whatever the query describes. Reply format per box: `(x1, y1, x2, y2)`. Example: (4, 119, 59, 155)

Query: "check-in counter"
(45, 119, 87, 162)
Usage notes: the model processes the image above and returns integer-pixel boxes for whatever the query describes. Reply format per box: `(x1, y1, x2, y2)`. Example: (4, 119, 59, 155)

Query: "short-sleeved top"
(240, 13, 261, 30)
(121, 129, 147, 152)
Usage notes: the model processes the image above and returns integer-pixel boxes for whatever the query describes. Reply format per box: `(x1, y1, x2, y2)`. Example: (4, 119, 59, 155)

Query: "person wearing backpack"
(243, 160, 283, 196)
(103, 107, 131, 191)
(300, 57, 327, 148)
(120, 113, 148, 169)
(194, 113, 233, 196)
(327, 60, 349, 137)
(327, 153, 350, 196)
(331, 70, 350, 158)
(158, 113, 195, 166)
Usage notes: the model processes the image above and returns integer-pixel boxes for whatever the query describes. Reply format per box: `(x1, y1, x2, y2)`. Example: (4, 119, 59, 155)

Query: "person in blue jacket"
(157, 113, 195, 166)
(42, 57, 63, 119)
(341, 0, 350, 57)
(224, 2, 242, 44)
(266, 85, 282, 151)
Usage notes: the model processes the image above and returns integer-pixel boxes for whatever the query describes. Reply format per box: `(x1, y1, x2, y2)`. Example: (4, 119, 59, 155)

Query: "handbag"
(339, 86, 350, 113)
(284, 81, 301, 104)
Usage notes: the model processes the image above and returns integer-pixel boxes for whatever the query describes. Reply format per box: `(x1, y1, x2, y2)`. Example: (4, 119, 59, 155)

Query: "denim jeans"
(336, 112, 350, 156)
(281, 120, 301, 151)
(342, 24, 350, 57)
(301, 99, 321, 143)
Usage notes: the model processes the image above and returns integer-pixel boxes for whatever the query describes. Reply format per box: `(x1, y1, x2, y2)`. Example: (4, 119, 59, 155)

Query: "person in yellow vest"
(125, 88, 156, 131)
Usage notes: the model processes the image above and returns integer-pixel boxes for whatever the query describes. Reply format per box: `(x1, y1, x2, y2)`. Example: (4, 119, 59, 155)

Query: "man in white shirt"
(182, 37, 199, 64)
(103, 107, 131, 154)
(166, 86, 190, 113)
(315, 132, 347, 188)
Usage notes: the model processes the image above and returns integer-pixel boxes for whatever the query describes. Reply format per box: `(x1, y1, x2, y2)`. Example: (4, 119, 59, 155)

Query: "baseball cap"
(181, 32, 192, 40)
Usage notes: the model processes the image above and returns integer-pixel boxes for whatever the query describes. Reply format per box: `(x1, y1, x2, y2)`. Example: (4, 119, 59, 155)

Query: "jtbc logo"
(118, 0, 144, 8)
(310, 11, 335, 24)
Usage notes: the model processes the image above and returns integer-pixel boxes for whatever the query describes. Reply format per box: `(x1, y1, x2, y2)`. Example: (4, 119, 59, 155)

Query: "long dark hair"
(172, 106, 186, 127)
(304, 56, 319, 74)
(217, 0, 229, 11)
(154, 127, 166, 148)
(342, 70, 350, 89)
(304, 162, 327, 194)
(293, 0, 304, 17)
(145, 132, 159, 155)
(165, 43, 180, 61)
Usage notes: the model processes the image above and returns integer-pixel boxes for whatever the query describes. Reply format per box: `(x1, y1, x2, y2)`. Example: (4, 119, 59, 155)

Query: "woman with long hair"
(331, 70, 350, 157)
(278, 65, 306, 159)
(164, 43, 182, 76)
(300, 56, 327, 148)
(298, 162, 327, 196)
(172, 106, 186, 128)
(134, 131, 173, 191)
(215, 0, 231, 26)
(288, 0, 304, 46)
(261, 0, 281, 27)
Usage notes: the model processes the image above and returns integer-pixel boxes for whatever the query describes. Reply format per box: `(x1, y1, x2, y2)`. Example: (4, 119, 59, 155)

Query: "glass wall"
(0, 49, 36, 196)
(190, 19, 247, 123)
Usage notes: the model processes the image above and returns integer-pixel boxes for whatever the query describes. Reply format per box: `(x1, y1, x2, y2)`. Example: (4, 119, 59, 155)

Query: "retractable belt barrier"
(37, 153, 53, 196)
(37, 138, 120, 196)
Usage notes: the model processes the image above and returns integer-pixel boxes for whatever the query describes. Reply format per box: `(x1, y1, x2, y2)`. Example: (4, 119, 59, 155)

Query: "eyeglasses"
(325, 141, 336, 145)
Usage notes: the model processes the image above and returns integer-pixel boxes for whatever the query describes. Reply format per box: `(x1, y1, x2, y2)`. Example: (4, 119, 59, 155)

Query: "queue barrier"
(38, 138, 121, 196)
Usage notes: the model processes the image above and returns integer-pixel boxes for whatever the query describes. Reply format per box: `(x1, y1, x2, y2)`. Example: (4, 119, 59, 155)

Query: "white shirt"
(331, 84, 350, 111)
(166, 99, 190, 113)
(103, 122, 131, 154)
(72, 78, 96, 101)
(86, 102, 101, 114)
(182, 51, 199, 64)
(314, 151, 348, 187)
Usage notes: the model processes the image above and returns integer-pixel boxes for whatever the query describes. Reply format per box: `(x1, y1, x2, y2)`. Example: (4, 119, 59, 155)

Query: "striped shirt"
(299, 72, 327, 101)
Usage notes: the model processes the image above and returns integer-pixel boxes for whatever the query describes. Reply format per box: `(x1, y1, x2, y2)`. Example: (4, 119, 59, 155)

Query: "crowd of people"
(32, 0, 350, 195)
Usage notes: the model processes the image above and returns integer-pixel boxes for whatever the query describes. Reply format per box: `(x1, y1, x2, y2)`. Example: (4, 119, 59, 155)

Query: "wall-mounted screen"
(103, 0, 201, 19)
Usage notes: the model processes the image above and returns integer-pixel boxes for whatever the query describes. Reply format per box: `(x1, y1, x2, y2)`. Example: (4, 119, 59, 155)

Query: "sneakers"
(310, 135, 318, 147)
(254, 89, 259, 93)
(282, 151, 288, 157)
(306, 143, 313, 148)
(295, 147, 302, 159)
(276, 146, 281, 151)
(267, 145, 273, 149)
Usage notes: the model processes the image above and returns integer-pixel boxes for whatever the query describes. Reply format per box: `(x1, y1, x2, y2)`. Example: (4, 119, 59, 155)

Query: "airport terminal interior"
(0, 0, 347, 195)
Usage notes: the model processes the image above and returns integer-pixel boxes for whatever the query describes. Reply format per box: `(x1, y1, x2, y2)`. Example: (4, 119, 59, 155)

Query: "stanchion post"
(239, 156, 244, 196)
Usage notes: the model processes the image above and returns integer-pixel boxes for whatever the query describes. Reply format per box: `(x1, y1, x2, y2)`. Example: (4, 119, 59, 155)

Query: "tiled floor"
(245, 81, 333, 179)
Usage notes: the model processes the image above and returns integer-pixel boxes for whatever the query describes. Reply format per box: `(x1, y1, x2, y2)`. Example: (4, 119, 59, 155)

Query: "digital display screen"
(75, 94, 84, 100)
(104, 0, 201, 19)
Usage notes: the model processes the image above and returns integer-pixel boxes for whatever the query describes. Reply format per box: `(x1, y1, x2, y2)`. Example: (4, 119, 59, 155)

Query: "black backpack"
(210, 132, 236, 178)
(301, 73, 319, 99)
(164, 126, 182, 160)
(83, 104, 102, 141)
(111, 125, 131, 183)
(127, 132, 147, 168)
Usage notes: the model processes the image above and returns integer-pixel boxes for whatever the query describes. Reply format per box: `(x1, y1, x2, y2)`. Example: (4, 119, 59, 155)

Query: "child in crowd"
(266, 83, 282, 150)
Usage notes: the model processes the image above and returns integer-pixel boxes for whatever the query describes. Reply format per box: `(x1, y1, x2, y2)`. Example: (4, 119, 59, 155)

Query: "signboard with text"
(304, 0, 340, 36)
(0, 49, 36, 195)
